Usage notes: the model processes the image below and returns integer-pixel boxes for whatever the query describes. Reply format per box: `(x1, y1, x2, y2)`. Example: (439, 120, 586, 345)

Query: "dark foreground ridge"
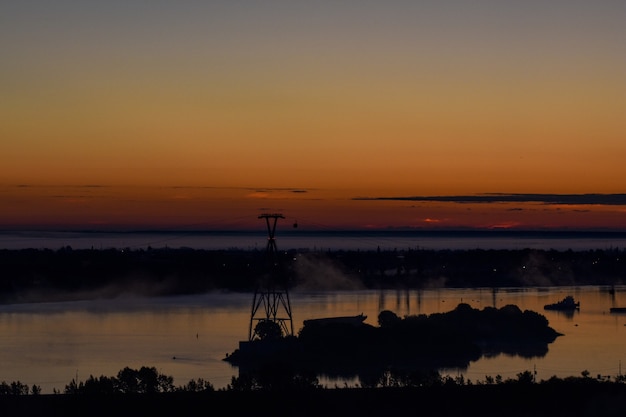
(2, 382, 626, 417)
(1, 246, 625, 303)
(225, 303, 560, 381)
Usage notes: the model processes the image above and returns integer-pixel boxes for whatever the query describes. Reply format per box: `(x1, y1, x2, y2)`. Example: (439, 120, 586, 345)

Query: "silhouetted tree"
(254, 319, 283, 340)
(227, 373, 261, 391)
(179, 378, 214, 392)
(114, 366, 174, 394)
(378, 310, 401, 328)
(512, 370, 535, 385)
(0, 381, 30, 395)
(83, 375, 116, 395)
(64, 378, 83, 394)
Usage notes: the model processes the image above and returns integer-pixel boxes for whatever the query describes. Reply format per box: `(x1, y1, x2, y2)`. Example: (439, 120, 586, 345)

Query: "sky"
(1, 1, 625, 231)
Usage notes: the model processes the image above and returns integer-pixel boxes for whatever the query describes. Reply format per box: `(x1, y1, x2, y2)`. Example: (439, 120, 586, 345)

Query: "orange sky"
(2, 185, 626, 231)
(1, 2, 625, 231)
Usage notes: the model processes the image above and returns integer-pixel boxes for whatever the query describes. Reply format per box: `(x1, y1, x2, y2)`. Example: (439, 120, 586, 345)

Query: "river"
(1, 285, 625, 393)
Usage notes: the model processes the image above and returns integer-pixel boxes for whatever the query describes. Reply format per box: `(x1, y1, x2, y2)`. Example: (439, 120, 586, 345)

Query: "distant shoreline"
(4, 228, 626, 237)
(2, 229, 626, 252)
(1, 245, 625, 304)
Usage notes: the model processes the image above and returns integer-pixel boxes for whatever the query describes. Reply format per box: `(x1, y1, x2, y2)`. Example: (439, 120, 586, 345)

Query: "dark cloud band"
(353, 193, 626, 205)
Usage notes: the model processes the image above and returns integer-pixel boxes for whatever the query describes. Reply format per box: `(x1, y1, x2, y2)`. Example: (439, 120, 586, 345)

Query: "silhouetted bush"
(227, 366, 322, 391)
(61, 366, 212, 395)
(178, 378, 214, 392)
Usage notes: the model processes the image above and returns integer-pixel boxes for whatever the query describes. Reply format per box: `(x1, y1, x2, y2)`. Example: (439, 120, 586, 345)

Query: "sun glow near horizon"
(1, 184, 626, 232)
(1, 1, 624, 231)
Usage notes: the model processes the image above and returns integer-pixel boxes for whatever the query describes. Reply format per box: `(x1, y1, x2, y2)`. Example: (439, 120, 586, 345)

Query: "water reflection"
(0, 286, 625, 392)
(228, 300, 560, 388)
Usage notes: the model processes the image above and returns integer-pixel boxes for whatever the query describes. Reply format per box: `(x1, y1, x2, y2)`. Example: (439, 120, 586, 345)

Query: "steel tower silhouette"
(248, 213, 294, 341)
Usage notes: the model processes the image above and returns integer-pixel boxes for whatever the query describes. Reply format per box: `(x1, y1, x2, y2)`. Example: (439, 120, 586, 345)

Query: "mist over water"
(2, 286, 626, 393)
(2, 230, 626, 393)
(292, 253, 365, 291)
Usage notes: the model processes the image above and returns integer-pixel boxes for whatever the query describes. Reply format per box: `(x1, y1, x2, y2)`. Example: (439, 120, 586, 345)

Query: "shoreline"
(2, 229, 626, 253)
(2, 246, 625, 304)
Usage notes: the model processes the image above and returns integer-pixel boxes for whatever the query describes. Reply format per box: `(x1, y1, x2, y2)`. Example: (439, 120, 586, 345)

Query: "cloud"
(250, 188, 308, 194)
(354, 193, 626, 206)
(247, 187, 310, 200)
(12, 184, 108, 189)
(487, 221, 522, 229)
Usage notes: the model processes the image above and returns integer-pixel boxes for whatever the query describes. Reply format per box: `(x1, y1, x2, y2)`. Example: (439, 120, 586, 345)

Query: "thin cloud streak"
(354, 193, 626, 206)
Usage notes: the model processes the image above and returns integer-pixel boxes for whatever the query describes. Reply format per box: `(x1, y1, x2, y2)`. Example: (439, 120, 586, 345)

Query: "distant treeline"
(1, 246, 625, 303)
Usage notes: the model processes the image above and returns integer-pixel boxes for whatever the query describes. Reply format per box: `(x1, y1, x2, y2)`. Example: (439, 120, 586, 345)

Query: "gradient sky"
(1, 1, 625, 231)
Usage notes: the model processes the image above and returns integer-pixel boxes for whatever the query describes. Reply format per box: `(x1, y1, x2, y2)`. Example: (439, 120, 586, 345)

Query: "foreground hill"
(2, 382, 626, 417)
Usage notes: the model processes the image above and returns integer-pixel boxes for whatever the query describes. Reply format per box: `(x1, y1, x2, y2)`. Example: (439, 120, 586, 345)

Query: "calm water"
(2, 231, 626, 392)
(1, 286, 625, 393)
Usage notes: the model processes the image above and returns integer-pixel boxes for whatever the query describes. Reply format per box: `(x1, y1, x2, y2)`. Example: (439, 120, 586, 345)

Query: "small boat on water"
(303, 314, 367, 327)
(544, 296, 580, 311)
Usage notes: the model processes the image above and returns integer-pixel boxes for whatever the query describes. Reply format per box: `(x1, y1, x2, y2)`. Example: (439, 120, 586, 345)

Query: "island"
(225, 303, 561, 384)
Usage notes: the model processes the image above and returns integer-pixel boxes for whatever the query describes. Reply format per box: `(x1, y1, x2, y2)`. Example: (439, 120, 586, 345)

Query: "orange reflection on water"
(1, 287, 626, 393)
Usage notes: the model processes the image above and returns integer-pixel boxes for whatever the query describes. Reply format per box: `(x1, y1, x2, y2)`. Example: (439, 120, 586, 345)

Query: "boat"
(544, 296, 580, 311)
(303, 314, 367, 327)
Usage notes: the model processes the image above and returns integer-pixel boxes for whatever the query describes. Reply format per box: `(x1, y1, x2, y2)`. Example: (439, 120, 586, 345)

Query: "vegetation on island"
(225, 304, 561, 381)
